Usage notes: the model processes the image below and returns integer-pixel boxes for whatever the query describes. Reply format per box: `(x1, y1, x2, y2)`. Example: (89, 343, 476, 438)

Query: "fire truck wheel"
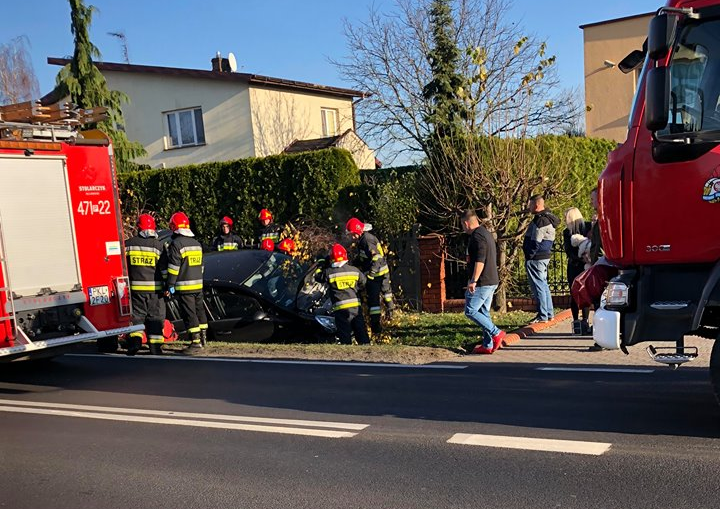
(97, 336, 119, 353)
(710, 339, 720, 406)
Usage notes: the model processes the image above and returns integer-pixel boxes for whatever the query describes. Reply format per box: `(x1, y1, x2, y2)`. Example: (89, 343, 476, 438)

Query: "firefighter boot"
(200, 328, 207, 347)
(126, 335, 142, 356)
(369, 315, 382, 334)
(148, 343, 163, 355)
(185, 331, 203, 351)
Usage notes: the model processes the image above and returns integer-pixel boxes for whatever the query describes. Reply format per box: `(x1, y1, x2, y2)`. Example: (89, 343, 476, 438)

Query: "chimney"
(211, 51, 222, 72)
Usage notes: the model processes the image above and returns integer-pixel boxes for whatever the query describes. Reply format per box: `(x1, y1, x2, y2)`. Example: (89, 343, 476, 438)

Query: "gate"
(387, 226, 421, 311)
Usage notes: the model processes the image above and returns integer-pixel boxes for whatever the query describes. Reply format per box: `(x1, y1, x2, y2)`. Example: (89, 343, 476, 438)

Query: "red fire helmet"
(169, 212, 190, 232)
(278, 238, 296, 255)
(220, 216, 233, 227)
(331, 243, 348, 264)
(345, 217, 364, 236)
(258, 209, 273, 222)
(261, 238, 275, 252)
(137, 213, 156, 231)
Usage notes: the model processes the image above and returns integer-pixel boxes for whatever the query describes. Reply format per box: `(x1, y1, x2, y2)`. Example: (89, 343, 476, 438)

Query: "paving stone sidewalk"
(458, 313, 713, 368)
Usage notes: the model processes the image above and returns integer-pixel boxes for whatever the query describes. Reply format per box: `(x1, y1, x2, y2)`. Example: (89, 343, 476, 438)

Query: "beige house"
(47, 57, 376, 169)
(581, 12, 653, 142)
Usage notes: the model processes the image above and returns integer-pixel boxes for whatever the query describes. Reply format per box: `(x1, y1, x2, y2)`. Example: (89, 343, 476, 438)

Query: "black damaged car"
(165, 249, 336, 342)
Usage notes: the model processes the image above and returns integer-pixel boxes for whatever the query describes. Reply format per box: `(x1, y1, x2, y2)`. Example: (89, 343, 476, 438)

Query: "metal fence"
(444, 235, 570, 300)
(386, 228, 422, 311)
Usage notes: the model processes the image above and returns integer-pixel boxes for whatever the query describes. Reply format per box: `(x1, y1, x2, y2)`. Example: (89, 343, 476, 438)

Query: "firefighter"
(125, 214, 167, 355)
(258, 208, 283, 246)
(346, 217, 395, 333)
(316, 243, 370, 345)
(166, 211, 207, 349)
(212, 216, 244, 251)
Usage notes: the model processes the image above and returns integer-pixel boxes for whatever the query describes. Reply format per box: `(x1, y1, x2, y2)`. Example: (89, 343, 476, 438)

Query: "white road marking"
(0, 399, 369, 438)
(447, 433, 611, 456)
(0, 398, 368, 430)
(68, 353, 466, 369)
(0, 406, 357, 438)
(536, 367, 654, 374)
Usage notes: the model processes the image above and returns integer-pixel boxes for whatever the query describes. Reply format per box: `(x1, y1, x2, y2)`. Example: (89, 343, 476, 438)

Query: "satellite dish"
(227, 52, 237, 72)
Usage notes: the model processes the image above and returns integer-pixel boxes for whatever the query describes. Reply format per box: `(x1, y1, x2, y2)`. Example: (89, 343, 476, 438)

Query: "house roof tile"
(46, 58, 367, 99)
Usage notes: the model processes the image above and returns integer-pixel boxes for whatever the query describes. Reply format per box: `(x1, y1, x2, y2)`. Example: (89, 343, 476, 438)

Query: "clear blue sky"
(4, 0, 661, 97)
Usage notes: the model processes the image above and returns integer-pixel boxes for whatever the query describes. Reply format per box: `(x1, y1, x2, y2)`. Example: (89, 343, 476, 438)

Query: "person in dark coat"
(563, 207, 592, 335)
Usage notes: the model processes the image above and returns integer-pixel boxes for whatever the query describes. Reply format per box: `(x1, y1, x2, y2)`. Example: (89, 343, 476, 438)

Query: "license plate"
(89, 285, 110, 306)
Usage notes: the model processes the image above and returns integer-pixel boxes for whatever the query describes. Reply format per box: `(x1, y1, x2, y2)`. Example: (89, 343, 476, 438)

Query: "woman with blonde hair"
(563, 207, 592, 334)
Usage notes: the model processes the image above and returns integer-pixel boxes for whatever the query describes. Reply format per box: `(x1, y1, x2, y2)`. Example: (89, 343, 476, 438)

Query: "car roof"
(203, 249, 274, 284)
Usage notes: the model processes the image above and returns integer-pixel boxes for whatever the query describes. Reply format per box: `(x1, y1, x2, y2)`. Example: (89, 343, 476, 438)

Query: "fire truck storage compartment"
(0, 155, 82, 297)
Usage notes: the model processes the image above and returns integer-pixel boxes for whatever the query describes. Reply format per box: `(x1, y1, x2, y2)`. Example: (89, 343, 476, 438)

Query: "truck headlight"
(605, 282, 629, 306)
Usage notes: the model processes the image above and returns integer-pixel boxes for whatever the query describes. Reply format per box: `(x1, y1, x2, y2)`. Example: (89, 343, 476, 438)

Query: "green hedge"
(548, 136, 617, 220)
(118, 148, 360, 242)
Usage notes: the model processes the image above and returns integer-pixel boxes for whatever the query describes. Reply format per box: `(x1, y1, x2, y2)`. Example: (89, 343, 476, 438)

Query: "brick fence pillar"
(418, 234, 446, 312)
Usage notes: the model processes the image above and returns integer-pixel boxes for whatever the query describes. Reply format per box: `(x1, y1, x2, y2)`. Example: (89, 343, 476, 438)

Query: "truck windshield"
(657, 18, 720, 140)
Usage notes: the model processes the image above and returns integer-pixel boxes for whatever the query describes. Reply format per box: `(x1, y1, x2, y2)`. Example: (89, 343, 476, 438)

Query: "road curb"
(501, 309, 573, 347)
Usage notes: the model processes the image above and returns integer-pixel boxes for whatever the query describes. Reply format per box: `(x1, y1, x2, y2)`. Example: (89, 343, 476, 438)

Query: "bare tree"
(418, 126, 577, 311)
(333, 0, 580, 163)
(0, 36, 40, 105)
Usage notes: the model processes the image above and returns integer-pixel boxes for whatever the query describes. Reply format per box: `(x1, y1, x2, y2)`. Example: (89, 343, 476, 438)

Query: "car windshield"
(241, 252, 306, 310)
(657, 18, 720, 138)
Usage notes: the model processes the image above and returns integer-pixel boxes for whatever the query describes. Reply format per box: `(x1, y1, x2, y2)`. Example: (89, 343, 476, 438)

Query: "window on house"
(165, 107, 206, 148)
(321, 108, 339, 137)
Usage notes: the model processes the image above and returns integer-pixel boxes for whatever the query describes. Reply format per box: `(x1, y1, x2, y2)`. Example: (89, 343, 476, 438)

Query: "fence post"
(418, 234, 446, 312)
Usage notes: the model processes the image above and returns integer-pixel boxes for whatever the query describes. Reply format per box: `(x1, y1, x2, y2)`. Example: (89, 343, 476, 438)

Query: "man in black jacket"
(461, 210, 506, 354)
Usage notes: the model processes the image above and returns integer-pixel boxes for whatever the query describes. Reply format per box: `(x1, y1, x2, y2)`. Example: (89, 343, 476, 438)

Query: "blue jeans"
(525, 259, 554, 321)
(465, 284, 500, 348)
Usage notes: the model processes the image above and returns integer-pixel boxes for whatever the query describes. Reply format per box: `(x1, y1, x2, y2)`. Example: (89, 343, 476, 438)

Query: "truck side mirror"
(645, 66, 670, 131)
(648, 14, 677, 60)
(618, 49, 646, 74)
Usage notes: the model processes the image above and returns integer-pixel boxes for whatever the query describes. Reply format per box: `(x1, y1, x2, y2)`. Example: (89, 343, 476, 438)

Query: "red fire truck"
(593, 0, 720, 395)
(0, 101, 143, 361)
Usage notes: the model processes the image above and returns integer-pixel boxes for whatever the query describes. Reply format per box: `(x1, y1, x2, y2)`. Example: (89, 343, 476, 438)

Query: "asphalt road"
(1, 354, 720, 509)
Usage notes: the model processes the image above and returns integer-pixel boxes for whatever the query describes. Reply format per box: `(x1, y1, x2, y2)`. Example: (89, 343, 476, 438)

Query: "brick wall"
(418, 235, 445, 313)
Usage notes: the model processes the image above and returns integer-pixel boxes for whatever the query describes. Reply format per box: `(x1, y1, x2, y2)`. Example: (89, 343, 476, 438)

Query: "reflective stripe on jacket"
(357, 232, 390, 279)
(213, 233, 243, 251)
(259, 223, 283, 245)
(317, 264, 366, 312)
(125, 235, 167, 292)
(167, 234, 204, 292)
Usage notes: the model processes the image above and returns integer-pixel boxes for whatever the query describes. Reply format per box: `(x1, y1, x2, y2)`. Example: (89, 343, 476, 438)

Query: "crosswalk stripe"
(536, 367, 654, 374)
(0, 398, 368, 430)
(0, 399, 368, 438)
(447, 433, 611, 455)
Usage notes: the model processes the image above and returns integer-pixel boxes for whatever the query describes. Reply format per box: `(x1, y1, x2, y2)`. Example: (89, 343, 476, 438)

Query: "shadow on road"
(1, 354, 719, 439)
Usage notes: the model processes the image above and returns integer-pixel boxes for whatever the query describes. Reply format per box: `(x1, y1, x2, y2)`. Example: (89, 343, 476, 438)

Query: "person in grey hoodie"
(522, 195, 561, 323)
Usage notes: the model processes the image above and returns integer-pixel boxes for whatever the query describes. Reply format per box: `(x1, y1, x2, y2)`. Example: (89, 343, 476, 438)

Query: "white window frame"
(164, 107, 206, 149)
(321, 108, 339, 137)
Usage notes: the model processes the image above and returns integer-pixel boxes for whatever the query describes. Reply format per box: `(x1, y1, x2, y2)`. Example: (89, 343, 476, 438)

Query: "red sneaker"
(472, 345, 494, 355)
(492, 330, 506, 352)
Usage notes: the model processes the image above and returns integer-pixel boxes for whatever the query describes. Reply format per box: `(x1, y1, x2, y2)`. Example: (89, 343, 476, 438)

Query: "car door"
(203, 286, 275, 342)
